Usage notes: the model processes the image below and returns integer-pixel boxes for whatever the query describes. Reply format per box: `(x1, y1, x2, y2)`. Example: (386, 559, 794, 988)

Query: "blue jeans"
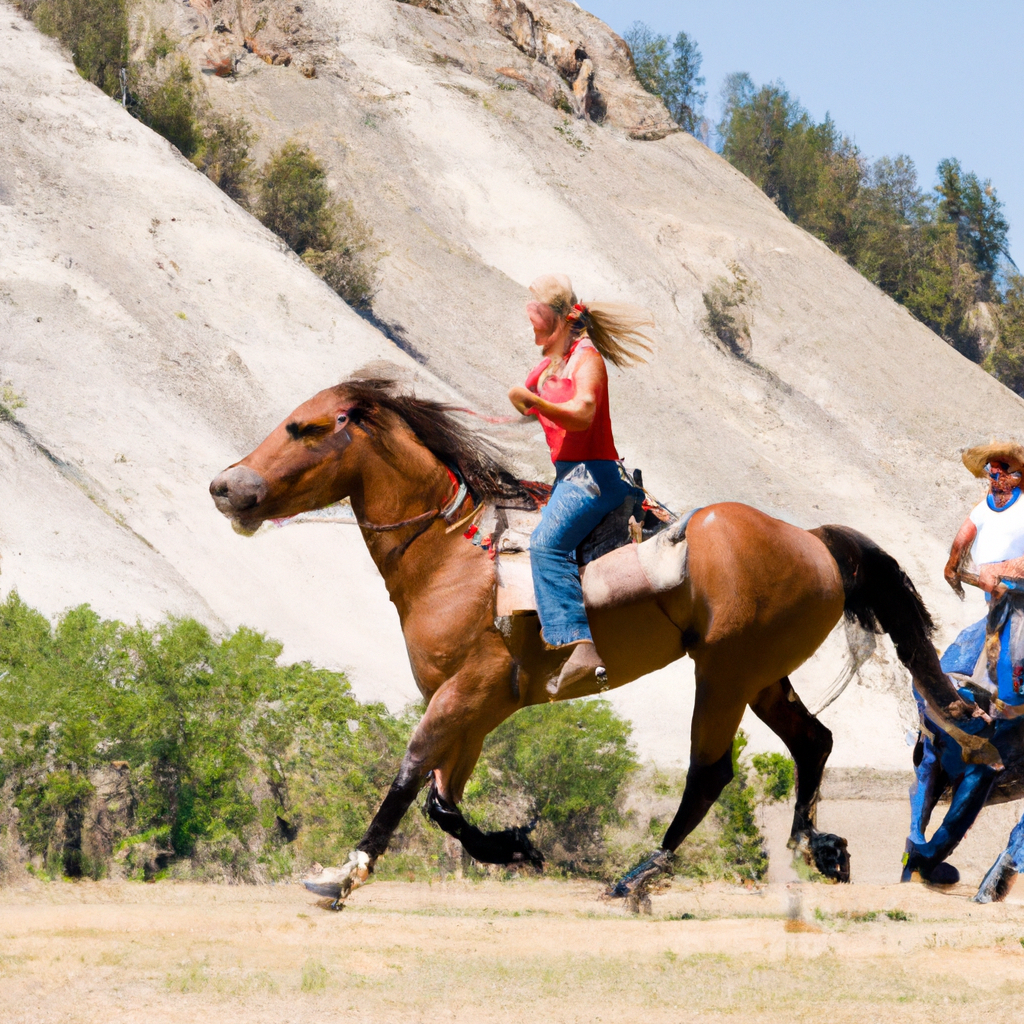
(530, 460, 634, 647)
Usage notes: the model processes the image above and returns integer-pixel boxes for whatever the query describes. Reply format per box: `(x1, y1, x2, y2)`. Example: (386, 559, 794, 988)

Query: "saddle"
(465, 467, 675, 617)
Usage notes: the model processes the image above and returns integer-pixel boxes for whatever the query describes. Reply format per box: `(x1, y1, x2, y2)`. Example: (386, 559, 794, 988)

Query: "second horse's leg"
(750, 677, 850, 882)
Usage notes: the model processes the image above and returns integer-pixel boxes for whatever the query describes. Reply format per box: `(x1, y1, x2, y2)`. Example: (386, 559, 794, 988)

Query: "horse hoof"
(302, 851, 372, 906)
(901, 854, 960, 888)
(810, 831, 850, 883)
(302, 878, 344, 900)
(925, 862, 960, 886)
(973, 851, 1016, 903)
(607, 850, 673, 900)
(794, 830, 850, 883)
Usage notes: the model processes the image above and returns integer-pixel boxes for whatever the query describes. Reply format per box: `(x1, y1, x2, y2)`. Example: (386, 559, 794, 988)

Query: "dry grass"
(2, 877, 1024, 1022)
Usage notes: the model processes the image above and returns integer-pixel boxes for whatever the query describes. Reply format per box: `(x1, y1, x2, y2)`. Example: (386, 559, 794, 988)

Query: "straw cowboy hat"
(962, 441, 1024, 478)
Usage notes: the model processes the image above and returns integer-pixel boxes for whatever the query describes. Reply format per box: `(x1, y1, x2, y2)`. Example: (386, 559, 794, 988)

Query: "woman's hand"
(508, 386, 537, 415)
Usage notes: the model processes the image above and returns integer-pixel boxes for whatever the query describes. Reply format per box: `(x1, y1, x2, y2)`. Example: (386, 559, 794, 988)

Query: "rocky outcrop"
(177, 0, 327, 77)
(488, 0, 676, 135)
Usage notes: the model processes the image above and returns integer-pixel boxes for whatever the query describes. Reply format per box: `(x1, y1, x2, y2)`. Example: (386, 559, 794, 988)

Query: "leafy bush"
(255, 142, 379, 306)
(467, 700, 638, 873)
(24, 0, 128, 97)
(0, 593, 639, 882)
(986, 275, 1024, 394)
(750, 751, 795, 804)
(256, 142, 335, 253)
(0, 380, 26, 423)
(702, 264, 754, 357)
(193, 115, 256, 203)
(133, 59, 205, 159)
(0, 593, 408, 880)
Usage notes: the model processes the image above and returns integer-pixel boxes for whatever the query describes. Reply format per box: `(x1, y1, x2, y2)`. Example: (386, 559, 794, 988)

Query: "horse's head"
(210, 385, 368, 534)
(212, 375, 530, 536)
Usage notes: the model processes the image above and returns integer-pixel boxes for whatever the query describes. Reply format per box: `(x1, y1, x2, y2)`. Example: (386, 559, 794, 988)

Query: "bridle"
(358, 466, 470, 533)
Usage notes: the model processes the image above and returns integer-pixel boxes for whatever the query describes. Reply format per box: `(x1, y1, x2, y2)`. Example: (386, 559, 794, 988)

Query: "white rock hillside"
(2, 0, 1023, 768)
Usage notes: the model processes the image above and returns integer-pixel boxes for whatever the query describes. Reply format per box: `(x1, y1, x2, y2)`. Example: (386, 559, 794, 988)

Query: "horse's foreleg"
(749, 676, 849, 882)
(358, 753, 428, 859)
(425, 779, 544, 868)
(302, 752, 427, 906)
(974, 812, 1024, 903)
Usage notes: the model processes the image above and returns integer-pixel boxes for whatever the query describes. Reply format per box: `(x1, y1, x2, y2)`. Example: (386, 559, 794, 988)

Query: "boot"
(903, 764, 995, 881)
(547, 640, 607, 698)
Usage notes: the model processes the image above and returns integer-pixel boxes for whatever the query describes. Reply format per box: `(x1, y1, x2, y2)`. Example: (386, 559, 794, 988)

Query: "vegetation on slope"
(16, 6, 378, 308)
(19, 0, 129, 98)
(627, 21, 1024, 391)
(0, 593, 790, 886)
(255, 142, 378, 308)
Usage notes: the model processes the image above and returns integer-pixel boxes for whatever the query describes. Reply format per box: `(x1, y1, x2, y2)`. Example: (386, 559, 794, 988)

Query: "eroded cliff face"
(149, 0, 674, 135)
(4, 0, 1024, 767)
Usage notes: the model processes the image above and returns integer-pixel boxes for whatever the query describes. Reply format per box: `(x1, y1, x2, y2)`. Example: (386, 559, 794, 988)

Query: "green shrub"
(712, 732, 766, 882)
(0, 593, 638, 882)
(302, 204, 377, 308)
(0, 381, 26, 422)
(26, 0, 128, 97)
(193, 115, 256, 203)
(986, 274, 1024, 395)
(133, 59, 205, 158)
(464, 699, 637, 873)
(256, 142, 334, 253)
(751, 751, 795, 804)
(255, 142, 379, 307)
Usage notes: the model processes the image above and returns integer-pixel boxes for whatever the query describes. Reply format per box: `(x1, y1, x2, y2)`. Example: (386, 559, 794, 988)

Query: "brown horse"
(210, 376, 981, 903)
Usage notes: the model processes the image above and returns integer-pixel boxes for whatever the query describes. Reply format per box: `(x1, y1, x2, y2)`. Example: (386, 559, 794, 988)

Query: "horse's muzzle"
(209, 465, 268, 518)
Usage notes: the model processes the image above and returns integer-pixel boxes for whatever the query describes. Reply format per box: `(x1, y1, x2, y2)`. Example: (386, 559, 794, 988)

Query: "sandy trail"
(2, 877, 1022, 1022)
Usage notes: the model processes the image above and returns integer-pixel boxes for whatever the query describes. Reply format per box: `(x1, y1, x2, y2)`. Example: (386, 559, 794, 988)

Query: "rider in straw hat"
(903, 441, 1024, 885)
(508, 274, 653, 697)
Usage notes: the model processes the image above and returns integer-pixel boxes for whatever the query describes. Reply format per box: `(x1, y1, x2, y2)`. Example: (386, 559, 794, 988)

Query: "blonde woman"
(508, 274, 653, 696)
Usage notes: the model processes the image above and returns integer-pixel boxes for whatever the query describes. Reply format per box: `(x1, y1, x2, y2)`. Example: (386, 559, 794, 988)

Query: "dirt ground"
(2, 870, 1023, 1024)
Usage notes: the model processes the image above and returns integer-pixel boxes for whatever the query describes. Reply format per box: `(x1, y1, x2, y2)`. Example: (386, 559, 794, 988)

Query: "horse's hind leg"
(610, 681, 745, 900)
(750, 677, 849, 882)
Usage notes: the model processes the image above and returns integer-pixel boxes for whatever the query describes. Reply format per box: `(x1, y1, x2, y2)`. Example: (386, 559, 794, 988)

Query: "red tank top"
(524, 338, 618, 463)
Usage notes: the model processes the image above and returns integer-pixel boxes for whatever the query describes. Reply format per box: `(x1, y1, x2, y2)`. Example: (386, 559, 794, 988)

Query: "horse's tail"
(811, 524, 996, 763)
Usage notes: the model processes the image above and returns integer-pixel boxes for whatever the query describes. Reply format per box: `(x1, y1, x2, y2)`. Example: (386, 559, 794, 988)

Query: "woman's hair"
(572, 302, 653, 368)
(528, 273, 654, 369)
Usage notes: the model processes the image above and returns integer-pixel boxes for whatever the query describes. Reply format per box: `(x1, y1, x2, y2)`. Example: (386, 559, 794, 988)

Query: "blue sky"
(584, 0, 1024, 266)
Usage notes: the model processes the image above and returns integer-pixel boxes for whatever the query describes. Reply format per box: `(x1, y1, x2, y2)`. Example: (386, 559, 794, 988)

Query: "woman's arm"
(507, 351, 604, 431)
(944, 517, 977, 593)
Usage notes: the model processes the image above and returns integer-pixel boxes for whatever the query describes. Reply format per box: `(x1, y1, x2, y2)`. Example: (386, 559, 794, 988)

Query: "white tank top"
(969, 491, 1024, 564)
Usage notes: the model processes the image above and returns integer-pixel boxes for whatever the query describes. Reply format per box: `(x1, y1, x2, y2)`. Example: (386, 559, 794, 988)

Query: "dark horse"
(210, 377, 982, 904)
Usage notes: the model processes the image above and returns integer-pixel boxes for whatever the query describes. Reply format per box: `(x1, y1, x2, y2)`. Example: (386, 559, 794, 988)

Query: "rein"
(359, 468, 470, 533)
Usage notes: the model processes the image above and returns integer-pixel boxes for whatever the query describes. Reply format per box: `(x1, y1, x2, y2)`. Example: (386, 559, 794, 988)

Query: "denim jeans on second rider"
(530, 460, 635, 648)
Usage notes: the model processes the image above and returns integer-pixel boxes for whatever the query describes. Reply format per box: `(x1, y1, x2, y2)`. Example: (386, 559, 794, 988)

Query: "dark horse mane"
(338, 376, 534, 504)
